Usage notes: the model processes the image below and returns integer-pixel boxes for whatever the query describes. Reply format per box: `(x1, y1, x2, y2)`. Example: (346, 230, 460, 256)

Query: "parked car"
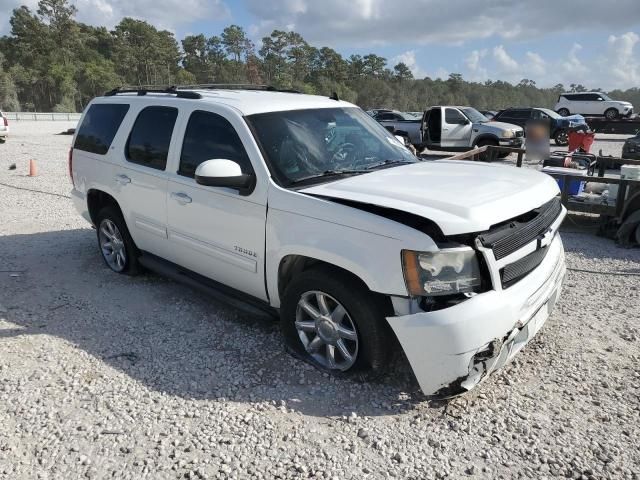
(492, 107, 586, 146)
(555, 92, 633, 119)
(71, 87, 566, 397)
(420, 106, 524, 156)
(365, 108, 393, 118)
(378, 106, 524, 158)
(479, 110, 498, 120)
(373, 110, 424, 145)
(0, 111, 9, 143)
(622, 132, 640, 160)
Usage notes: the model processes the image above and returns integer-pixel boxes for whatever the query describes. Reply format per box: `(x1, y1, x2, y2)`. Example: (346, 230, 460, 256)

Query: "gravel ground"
(0, 121, 639, 480)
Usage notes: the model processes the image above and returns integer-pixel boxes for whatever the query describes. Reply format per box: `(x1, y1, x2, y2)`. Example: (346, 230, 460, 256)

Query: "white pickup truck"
(377, 106, 524, 158)
(71, 87, 566, 396)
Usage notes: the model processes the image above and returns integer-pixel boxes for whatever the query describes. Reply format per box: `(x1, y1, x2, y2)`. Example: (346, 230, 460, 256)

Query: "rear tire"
(557, 108, 570, 117)
(95, 205, 141, 275)
(604, 108, 619, 120)
(281, 266, 391, 375)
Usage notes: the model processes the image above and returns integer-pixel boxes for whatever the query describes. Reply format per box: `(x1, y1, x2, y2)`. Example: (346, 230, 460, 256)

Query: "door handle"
(442, 128, 449, 131)
(114, 174, 131, 185)
(171, 192, 192, 205)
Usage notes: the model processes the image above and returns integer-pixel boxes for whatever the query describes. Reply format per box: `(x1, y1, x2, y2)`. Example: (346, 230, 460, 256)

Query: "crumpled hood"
(300, 161, 560, 235)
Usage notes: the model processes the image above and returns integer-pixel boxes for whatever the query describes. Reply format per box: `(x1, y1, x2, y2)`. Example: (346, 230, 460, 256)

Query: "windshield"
(538, 108, 562, 119)
(600, 93, 612, 101)
(247, 107, 417, 185)
(459, 107, 488, 123)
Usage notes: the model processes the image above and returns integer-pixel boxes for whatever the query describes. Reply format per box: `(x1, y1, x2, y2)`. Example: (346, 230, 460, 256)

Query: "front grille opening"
(478, 198, 562, 260)
(500, 246, 549, 288)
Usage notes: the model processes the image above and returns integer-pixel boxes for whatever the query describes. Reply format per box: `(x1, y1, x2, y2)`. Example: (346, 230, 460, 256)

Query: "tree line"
(1, 0, 639, 113)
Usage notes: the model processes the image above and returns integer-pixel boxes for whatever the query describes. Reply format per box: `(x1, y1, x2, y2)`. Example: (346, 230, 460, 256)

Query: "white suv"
(71, 86, 566, 396)
(0, 111, 9, 142)
(555, 92, 633, 119)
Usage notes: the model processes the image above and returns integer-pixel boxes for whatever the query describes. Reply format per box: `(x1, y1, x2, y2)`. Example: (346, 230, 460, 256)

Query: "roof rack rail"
(104, 86, 202, 99)
(174, 84, 301, 94)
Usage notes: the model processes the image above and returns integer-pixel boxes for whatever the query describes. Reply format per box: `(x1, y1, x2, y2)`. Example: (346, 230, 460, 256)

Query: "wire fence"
(4, 112, 81, 121)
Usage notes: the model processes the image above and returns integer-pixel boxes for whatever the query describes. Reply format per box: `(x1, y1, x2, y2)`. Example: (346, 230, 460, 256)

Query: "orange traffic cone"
(28, 159, 38, 177)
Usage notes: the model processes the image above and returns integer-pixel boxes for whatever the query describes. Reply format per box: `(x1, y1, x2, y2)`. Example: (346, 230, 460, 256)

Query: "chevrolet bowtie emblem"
(537, 229, 553, 249)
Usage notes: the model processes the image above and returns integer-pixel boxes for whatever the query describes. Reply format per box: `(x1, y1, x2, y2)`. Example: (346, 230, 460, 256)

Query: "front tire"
(281, 266, 390, 374)
(475, 138, 499, 161)
(557, 108, 570, 117)
(604, 108, 619, 120)
(554, 129, 569, 146)
(96, 205, 141, 275)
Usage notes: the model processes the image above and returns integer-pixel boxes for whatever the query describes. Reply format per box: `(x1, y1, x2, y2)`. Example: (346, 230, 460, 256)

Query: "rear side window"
(126, 106, 178, 171)
(179, 110, 251, 178)
(74, 103, 129, 155)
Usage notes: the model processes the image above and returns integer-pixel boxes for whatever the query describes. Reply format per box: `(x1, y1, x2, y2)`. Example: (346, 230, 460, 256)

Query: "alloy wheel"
(295, 291, 359, 371)
(98, 218, 127, 272)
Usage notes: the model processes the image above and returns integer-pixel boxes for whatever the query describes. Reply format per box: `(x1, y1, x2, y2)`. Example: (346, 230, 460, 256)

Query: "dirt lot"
(0, 121, 639, 479)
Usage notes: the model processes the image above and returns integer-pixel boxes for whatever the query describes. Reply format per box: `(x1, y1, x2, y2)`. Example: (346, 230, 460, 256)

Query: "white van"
(70, 86, 566, 396)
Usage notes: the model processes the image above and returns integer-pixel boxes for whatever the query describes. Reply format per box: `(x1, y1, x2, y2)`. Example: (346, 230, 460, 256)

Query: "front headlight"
(402, 248, 481, 296)
(502, 130, 515, 138)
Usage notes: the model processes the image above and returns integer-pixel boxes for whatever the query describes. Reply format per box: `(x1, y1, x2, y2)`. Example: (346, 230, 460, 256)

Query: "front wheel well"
(87, 189, 122, 226)
(277, 255, 390, 308)
(473, 135, 499, 147)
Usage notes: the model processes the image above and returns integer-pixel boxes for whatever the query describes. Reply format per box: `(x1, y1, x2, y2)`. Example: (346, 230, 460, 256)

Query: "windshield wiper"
(365, 159, 413, 170)
(288, 169, 367, 185)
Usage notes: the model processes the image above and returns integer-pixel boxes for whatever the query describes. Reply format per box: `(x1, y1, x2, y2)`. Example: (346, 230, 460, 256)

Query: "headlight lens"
(402, 249, 481, 296)
(502, 130, 515, 138)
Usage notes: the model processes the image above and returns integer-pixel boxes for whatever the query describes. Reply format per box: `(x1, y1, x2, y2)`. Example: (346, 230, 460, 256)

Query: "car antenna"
(330, 92, 340, 101)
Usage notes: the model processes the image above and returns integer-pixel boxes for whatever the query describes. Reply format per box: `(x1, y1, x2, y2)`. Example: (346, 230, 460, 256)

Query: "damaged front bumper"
(387, 234, 565, 397)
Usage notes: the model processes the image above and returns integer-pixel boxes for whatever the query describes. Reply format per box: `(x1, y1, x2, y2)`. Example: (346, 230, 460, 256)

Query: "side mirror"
(195, 159, 254, 195)
(459, 118, 470, 125)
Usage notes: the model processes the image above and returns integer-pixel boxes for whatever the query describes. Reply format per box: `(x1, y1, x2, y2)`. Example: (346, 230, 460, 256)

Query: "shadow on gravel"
(0, 229, 426, 417)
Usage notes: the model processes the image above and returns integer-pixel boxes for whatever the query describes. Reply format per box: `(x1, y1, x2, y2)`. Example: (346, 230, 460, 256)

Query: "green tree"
(393, 62, 413, 81)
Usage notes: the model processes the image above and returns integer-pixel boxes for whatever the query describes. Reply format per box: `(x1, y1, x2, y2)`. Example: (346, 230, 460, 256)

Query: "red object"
(567, 131, 595, 153)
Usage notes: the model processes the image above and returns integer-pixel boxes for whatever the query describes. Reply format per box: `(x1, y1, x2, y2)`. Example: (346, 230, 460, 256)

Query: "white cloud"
(465, 49, 488, 80)
(390, 50, 426, 78)
(525, 52, 546, 76)
(244, 0, 640, 46)
(601, 32, 640, 89)
(492, 45, 518, 72)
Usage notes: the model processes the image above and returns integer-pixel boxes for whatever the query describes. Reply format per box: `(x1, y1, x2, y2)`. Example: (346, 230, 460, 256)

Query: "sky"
(2, 0, 640, 91)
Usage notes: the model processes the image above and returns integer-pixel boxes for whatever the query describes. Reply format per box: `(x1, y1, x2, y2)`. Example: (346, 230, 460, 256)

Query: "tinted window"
(562, 94, 577, 101)
(445, 108, 466, 124)
(126, 106, 178, 170)
(509, 109, 531, 119)
(74, 103, 129, 155)
(378, 113, 400, 121)
(179, 110, 252, 178)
